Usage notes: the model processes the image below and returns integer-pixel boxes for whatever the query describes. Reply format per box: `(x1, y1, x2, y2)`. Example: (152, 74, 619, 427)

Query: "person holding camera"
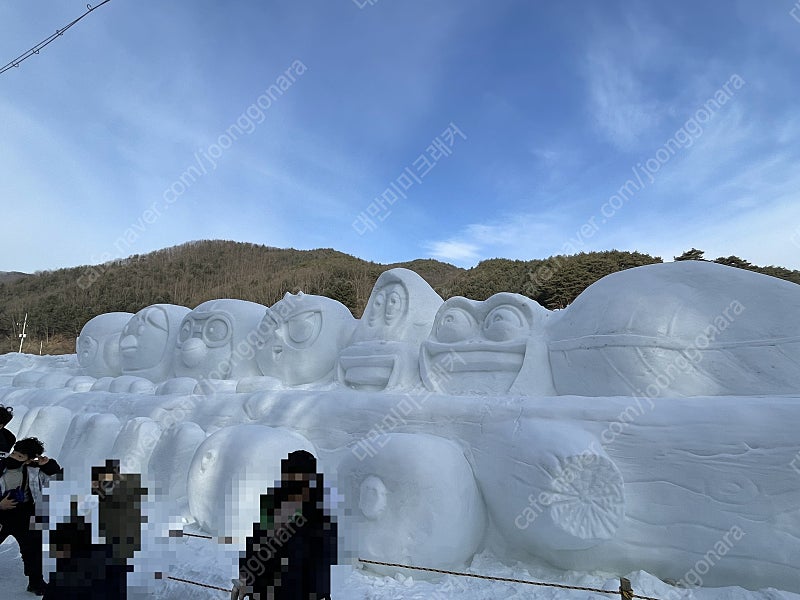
(0, 437, 64, 596)
(0, 404, 15, 455)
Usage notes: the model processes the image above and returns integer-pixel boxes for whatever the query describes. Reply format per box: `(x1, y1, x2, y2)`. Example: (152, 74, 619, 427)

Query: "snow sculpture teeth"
(338, 432, 486, 574)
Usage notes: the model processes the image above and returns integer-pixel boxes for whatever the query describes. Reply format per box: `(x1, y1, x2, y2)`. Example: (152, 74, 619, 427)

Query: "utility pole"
(18, 312, 27, 353)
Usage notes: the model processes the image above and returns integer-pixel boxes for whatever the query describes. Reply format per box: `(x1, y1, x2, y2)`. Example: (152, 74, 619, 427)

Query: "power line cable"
(0, 1, 113, 76)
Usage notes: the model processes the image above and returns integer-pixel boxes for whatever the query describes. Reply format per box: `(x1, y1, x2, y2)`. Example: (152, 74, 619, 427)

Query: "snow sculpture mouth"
(423, 340, 527, 372)
(339, 353, 396, 390)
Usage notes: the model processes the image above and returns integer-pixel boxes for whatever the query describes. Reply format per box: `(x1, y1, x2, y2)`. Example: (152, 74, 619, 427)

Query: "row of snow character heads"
(77, 268, 555, 395)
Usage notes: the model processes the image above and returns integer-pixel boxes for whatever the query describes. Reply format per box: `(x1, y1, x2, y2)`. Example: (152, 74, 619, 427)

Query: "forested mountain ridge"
(1, 241, 797, 354)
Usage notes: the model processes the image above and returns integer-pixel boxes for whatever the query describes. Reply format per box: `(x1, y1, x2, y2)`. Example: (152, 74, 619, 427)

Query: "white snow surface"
(1, 353, 799, 599)
(2, 263, 800, 598)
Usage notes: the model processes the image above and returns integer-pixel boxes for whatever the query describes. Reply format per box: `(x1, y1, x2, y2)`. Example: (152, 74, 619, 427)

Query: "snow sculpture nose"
(119, 334, 138, 354)
(181, 337, 207, 368)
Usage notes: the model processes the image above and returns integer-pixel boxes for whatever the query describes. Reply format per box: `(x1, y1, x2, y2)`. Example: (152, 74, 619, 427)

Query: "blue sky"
(2, 0, 800, 273)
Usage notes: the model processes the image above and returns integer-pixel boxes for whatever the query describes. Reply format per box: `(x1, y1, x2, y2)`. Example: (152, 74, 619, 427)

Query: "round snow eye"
(204, 318, 229, 343)
(436, 308, 475, 343)
(483, 306, 526, 341)
(373, 292, 385, 308)
(137, 323, 145, 336)
(178, 320, 193, 343)
(286, 311, 322, 346)
(388, 291, 401, 306)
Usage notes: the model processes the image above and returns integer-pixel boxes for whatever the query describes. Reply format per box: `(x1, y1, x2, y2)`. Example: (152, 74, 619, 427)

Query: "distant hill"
(0, 271, 28, 284)
(0, 240, 797, 355)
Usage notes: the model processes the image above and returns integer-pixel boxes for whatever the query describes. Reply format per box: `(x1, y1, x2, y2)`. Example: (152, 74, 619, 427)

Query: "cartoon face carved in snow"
(421, 293, 555, 395)
(120, 304, 191, 383)
(255, 292, 356, 386)
(77, 312, 135, 378)
(338, 268, 442, 391)
(173, 299, 266, 380)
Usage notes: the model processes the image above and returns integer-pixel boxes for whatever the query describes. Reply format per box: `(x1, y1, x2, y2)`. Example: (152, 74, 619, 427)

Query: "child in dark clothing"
(0, 437, 64, 596)
(43, 504, 128, 600)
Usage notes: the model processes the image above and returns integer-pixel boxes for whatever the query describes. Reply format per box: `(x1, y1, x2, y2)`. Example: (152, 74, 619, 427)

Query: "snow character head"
(338, 268, 443, 391)
(77, 312, 134, 378)
(119, 304, 191, 383)
(421, 293, 555, 395)
(173, 299, 267, 381)
(546, 261, 800, 396)
(255, 292, 356, 386)
(186, 424, 316, 538)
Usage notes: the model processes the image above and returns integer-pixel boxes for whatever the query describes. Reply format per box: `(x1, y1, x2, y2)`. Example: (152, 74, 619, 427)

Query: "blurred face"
(91, 472, 117, 497)
(9, 450, 33, 464)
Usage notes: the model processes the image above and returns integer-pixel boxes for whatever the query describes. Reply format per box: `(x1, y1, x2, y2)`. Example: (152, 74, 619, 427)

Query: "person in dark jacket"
(0, 404, 16, 455)
(0, 437, 64, 596)
(43, 505, 128, 600)
(231, 450, 338, 600)
(91, 459, 146, 566)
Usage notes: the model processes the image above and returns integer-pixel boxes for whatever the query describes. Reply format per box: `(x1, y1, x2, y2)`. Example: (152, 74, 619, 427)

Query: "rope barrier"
(358, 559, 664, 600)
(162, 529, 670, 599)
(164, 575, 231, 593)
(181, 531, 213, 540)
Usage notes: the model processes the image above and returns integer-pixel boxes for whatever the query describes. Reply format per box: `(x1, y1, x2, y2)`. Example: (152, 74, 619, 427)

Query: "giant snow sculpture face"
(338, 268, 443, 391)
(77, 312, 134, 378)
(421, 293, 554, 395)
(120, 304, 191, 383)
(546, 261, 800, 396)
(173, 299, 267, 380)
(255, 292, 356, 386)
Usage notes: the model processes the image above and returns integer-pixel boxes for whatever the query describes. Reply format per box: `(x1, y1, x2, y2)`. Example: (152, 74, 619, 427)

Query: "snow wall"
(1, 261, 799, 593)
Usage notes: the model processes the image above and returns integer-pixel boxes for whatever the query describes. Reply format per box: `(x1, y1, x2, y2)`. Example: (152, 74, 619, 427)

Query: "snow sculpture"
(64, 375, 96, 392)
(120, 304, 191, 382)
(16, 405, 73, 457)
(547, 261, 800, 396)
(108, 375, 156, 394)
(338, 268, 442, 390)
(186, 424, 316, 537)
(76, 312, 134, 378)
(173, 299, 267, 381)
(255, 292, 356, 386)
(58, 412, 122, 476)
(339, 432, 486, 573)
(421, 292, 556, 395)
(474, 421, 624, 553)
(147, 421, 206, 507)
(111, 417, 162, 478)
